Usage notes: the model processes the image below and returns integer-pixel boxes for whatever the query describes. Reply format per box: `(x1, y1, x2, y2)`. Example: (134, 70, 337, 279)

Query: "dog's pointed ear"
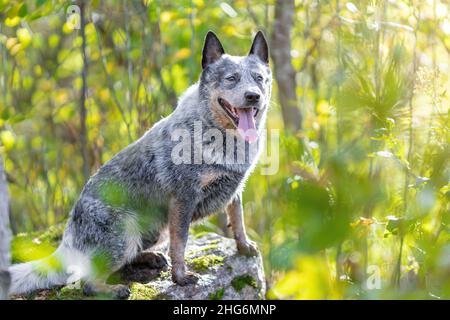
(202, 31, 225, 69)
(248, 31, 269, 64)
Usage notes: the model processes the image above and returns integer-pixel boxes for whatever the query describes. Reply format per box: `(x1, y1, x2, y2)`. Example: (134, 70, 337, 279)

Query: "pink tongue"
(237, 108, 258, 143)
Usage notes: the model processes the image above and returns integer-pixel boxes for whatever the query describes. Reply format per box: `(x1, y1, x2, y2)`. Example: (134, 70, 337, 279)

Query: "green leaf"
(18, 3, 28, 17)
(36, 0, 47, 7)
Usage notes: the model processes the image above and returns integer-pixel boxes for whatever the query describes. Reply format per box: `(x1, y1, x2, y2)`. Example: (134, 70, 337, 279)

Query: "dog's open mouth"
(218, 97, 259, 143)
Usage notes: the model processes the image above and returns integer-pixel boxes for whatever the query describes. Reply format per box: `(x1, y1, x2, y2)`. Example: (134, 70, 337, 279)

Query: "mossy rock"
(128, 283, 160, 300)
(11, 231, 266, 300)
(231, 274, 257, 292)
(48, 286, 86, 300)
(186, 254, 224, 272)
(149, 232, 266, 299)
(209, 287, 225, 300)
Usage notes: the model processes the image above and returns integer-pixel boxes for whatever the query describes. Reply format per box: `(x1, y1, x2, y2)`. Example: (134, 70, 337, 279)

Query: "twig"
(245, 0, 263, 30)
(298, 14, 337, 73)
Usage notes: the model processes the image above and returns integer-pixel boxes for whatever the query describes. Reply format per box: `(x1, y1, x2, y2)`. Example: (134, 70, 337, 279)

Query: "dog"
(8, 31, 272, 298)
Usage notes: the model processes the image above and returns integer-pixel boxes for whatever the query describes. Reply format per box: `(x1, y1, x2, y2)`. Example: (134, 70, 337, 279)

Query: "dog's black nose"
(245, 92, 260, 104)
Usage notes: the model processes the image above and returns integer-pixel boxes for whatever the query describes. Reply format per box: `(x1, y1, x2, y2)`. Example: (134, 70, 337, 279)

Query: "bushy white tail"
(8, 244, 90, 296)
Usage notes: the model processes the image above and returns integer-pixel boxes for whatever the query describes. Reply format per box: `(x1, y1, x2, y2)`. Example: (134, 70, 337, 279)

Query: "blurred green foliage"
(1, 0, 449, 299)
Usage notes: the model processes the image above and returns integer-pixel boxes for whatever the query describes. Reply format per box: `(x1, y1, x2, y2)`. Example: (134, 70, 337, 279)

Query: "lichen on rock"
(128, 283, 160, 300)
(186, 254, 224, 272)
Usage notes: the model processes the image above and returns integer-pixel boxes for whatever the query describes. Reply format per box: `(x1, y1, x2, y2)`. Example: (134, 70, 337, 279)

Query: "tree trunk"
(0, 155, 11, 299)
(271, 0, 302, 132)
(79, 0, 90, 182)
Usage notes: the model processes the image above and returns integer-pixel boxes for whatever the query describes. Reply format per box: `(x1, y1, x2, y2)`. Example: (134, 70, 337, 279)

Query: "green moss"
(187, 238, 221, 256)
(22, 283, 159, 300)
(187, 243, 219, 256)
(128, 283, 160, 300)
(209, 239, 221, 245)
(231, 274, 257, 292)
(192, 231, 213, 239)
(158, 270, 172, 280)
(186, 254, 224, 272)
(209, 287, 225, 300)
(47, 287, 86, 300)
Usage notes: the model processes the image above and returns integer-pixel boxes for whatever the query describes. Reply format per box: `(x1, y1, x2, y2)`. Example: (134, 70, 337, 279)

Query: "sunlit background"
(0, 0, 449, 299)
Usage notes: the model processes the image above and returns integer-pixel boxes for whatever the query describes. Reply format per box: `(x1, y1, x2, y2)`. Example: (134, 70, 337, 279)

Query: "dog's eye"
(226, 75, 236, 82)
(256, 75, 264, 82)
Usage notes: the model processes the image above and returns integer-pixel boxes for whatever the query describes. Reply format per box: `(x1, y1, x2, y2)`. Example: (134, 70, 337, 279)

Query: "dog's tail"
(8, 242, 90, 296)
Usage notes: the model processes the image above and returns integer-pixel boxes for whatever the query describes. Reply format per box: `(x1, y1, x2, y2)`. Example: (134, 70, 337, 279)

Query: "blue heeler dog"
(8, 31, 272, 298)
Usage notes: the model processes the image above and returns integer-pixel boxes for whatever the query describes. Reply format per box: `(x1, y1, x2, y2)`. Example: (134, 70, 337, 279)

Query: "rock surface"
(146, 232, 266, 300)
(12, 231, 266, 300)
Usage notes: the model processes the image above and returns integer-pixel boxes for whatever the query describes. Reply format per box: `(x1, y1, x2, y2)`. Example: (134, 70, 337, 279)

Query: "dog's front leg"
(168, 197, 199, 286)
(226, 194, 258, 256)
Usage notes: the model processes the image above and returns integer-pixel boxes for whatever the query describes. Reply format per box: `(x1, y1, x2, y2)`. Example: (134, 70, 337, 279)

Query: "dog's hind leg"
(75, 212, 142, 299)
(129, 251, 169, 269)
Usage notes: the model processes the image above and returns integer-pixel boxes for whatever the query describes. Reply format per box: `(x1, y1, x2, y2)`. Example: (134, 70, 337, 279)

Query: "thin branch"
(298, 14, 338, 73)
(189, 0, 195, 83)
(246, 0, 263, 30)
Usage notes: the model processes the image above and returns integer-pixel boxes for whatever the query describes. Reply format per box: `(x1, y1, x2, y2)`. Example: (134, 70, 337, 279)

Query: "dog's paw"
(172, 271, 200, 286)
(83, 282, 131, 300)
(237, 240, 259, 257)
(112, 284, 131, 300)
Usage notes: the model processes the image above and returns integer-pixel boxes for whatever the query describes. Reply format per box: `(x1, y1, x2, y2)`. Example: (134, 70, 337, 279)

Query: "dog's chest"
(193, 170, 244, 219)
